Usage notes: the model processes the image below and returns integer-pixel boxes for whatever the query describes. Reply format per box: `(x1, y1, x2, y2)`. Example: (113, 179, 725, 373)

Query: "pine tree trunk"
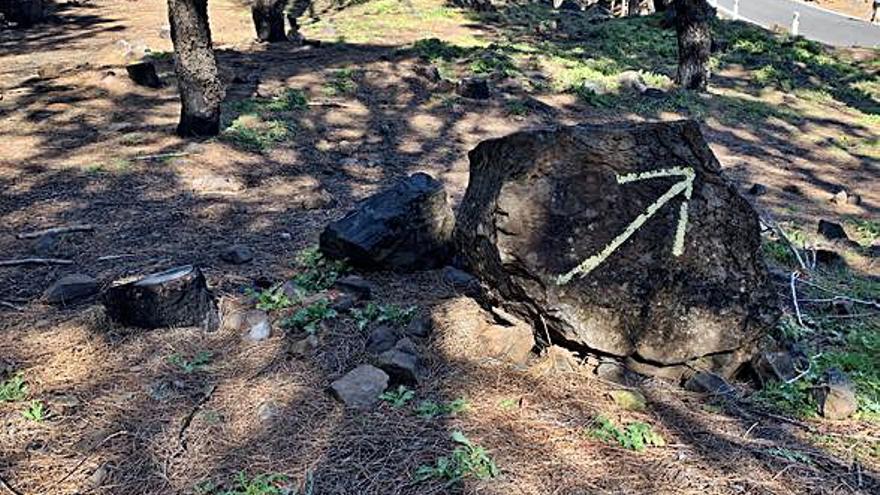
(252, 0, 287, 42)
(167, 0, 224, 136)
(674, 0, 711, 91)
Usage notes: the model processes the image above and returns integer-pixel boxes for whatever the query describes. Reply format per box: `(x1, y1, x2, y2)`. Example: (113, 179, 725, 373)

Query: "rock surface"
(815, 368, 857, 420)
(329, 364, 389, 409)
(475, 314, 535, 365)
(320, 173, 455, 272)
(454, 121, 779, 378)
(376, 338, 423, 385)
(45, 274, 100, 304)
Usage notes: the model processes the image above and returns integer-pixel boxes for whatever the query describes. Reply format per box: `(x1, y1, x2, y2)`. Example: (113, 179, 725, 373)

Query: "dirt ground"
(0, 1, 878, 494)
(811, 0, 875, 20)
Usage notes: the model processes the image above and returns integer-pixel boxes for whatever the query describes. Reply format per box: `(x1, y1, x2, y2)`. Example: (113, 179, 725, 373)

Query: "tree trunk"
(167, 0, 224, 136)
(674, 0, 712, 91)
(251, 0, 287, 42)
(0, 0, 45, 27)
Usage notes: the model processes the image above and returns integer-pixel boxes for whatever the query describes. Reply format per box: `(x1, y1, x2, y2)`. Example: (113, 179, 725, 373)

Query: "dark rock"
(453, 121, 779, 379)
(329, 364, 389, 409)
(815, 368, 857, 420)
(752, 350, 808, 384)
(103, 265, 218, 331)
(32, 234, 58, 256)
(365, 325, 400, 354)
(45, 274, 99, 304)
(642, 87, 666, 98)
(782, 184, 802, 195)
(814, 248, 845, 268)
(376, 339, 422, 385)
(817, 220, 848, 241)
(220, 244, 254, 264)
(320, 173, 455, 272)
(333, 275, 375, 300)
(684, 371, 736, 396)
(414, 64, 442, 83)
(831, 299, 854, 316)
(456, 77, 490, 100)
(404, 315, 432, 338)
(441, 266, 480, 295)
(330, 293, 357, 312)
(126, 61, 162, 88)
(747, 183, 768, 196)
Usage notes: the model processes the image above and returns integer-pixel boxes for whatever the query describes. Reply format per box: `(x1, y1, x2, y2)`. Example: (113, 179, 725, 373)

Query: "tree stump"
(103, 265, 218, 330)
(454, 121, 779, 380)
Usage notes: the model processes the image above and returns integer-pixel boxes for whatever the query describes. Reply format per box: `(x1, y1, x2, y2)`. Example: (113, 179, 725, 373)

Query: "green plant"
(0, 374, 28, 402)
(498, 398, 518, 410)
(380, 385, 415, 408)
(292, 247, 350, 293)
(324, 68, 358, 96)
(505, 99, 529, 116)
(588, 416, 665, 451)
(352, 303, 416, 330)
(415, 398, 469, 419)
(220, 472, 289, 495)
(22, 400, 47, 422)
(415, 431, 498, 482)
(221, 116, 291, 152)
(247, 286, 295, 311)
(283, 300, 338, 335)
(412, 38, 466, 61)
(168, 351, 213, 374)
(765, 447, 813, 465)
(229, 88, 308, 116)
(753, 380, 816, 418)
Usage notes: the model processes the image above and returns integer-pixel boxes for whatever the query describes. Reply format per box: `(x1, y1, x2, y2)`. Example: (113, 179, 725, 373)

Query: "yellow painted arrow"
(556, 166, 695, 286)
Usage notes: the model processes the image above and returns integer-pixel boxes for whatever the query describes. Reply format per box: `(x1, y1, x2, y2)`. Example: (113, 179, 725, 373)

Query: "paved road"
(715, 0, 880, 48)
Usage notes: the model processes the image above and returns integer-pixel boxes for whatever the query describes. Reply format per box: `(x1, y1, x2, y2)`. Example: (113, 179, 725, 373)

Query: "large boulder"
(454, 121, 779, 379)
(320, 173, 455, 272)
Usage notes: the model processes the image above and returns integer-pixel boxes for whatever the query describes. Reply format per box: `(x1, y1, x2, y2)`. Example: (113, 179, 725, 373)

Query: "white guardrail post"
(733, 0, 740, 20)
(791, 11, 800, 36)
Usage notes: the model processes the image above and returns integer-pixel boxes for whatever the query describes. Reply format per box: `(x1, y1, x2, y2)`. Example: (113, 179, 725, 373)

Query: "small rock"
(814, 248, 845, 268)
(88, 464, 110, 489)
(220, 244, 254, 264)
(624, 358, 690, 382)
(333, 275, 375, 300)
(404, 315, 432, 338)
(414, 64, 442, 83)
(817, 220, 848, 241)
(330, 293, 358, 312)
(684, 372, 735, 396)
(44, 274, 99, 304)
(49, 394, 81, 414)
(456, 77, 490, 99)
(475, 318, 535, 365)
(642, 87, 666, 98)
(365, 325, 400, 354)
(257, 400, 282, 422)
(782, 184, 802, 196)
(32, 234, 58, 256)
(245, 311, 272, 341)
(0, 358, 14, 379)
(329, 364, 389, 409)
(608, 389, 647, 411)
(815, 368, 857, 420)
(617, 70, 647, 94)
(126, 61, 162, 88)
(595, 361, 642, 386)
(831, 299, 854, 315)
(747, 183, 768, 196)
(441, 266, 479, 295)
(279, 232, 292, 241)
(290, 334, 319, 356)
(393, 337, 418, 355)
(376, 341, 422, 385)
(532, 345, 580, 374)
(830, 189, 849, 204)
(846, 194, 861, 206)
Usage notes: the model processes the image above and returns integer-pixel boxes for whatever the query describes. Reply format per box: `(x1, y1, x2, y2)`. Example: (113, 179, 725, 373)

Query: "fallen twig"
(795, 279, 880, 310)
(0, 300, 24, 311)
(133, 152, 189, 161)
(96, 254, 136, 262)
(16, 224, 93, 239)
(0, 258, 73, 266)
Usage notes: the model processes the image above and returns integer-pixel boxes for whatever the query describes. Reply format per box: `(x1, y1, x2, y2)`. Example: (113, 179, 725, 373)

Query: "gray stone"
(320, 173, 455, 272)
(454, 122, 779, 379)
(684, 371, 736, 396)
(815, 368, 857, 420)
(846, 194, 861, 206)
(817, 220, 848, 241)
(290, 334, 319, 356)
(617, 70, 647, 94)
(220, 244, 254, 264)
(404, 315, 432, 338)
(441, 266, 480, 295)
(45, 274, 99, 304)
(32, 234, 58, 256)
(456, 77, 490, 99)
(747, 183, 768, 196)
(376, 341, 422, 385)
(329, 365, 389, 409)
(244, 310, 272, 341)
(365, 325, 400, 354)
(333, 275, 375, 300)
(595, 361, 641, 386)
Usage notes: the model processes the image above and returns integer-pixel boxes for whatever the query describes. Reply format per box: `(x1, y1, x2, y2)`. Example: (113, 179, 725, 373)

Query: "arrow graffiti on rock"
(556, 166, 696, 286)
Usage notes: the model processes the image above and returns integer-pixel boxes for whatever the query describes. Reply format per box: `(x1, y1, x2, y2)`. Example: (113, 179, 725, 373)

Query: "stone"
(330, 293, 357, 312)
(88, 464, 111, 489)
(243, 310, 272, 341)
(815, 368, 857, 420)
(220, 244, 254, 264)
(333, 275, 375, 300)
(846, 194, 861, 206)
(365, 325, 400, 354)
(642, 87, 666, 99)
(376, 339, 422, 385)
(684, 371, 736, 396)
(454, 122, 779, 379)
(441, 266, 480, 295)
(814, 248, 846, 268)
(830, 189, 849, 204)
(608, 389, 647, 411)
(456, 77, 490, 99)
(782, 184, 802, 196)
(320, 173, 455, 272)
(595, 361, 641, 386)
(475, 317, 535, 365)
(32, 233, 58, 256)
(817, 220, 848, 241)
(290, 334, 319, 356)
(404, 315, 432, 338)
(532, 345, 580, 374)
(329, 364, 389, 409)
(617, 70, 647, 94)
(257, 400, 282, 422)
(126, 61, 162, 88)
(747, 183, 768, 196)
(752, 350, 808, 384)
(45, 274, 99, 304)
(414, 64, 442, 83)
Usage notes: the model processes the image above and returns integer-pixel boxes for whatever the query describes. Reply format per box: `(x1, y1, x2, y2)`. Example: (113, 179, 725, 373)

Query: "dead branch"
(0, 258, 74, 266)
(16, 224, 94, 239)
(133, 152, 189, 161)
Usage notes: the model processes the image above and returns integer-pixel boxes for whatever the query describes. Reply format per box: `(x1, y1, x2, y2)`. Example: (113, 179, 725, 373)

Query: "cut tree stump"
(103, 265, 218, 330)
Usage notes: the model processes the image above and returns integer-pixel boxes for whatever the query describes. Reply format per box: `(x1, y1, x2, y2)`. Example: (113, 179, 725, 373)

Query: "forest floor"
(0, 1, 879, 494)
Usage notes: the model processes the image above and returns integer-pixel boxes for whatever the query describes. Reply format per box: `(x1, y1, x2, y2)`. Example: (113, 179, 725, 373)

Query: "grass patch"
(415, 431, 498, 482)
(168, 351, 214, 374)
(221, 116, 291, 153)
(0, 374, 28, 402)
(22, 400, 47, 422)
(588, 416, 666, 451)
(247, 286, 296, 311)
(380, 385, 415, 408)
(323, 68, 359, 96)
(351, 302, 416, 330)
(292, 247, 350, 294)
(282, 300, 338, 335)
(415, 397, 469, 419)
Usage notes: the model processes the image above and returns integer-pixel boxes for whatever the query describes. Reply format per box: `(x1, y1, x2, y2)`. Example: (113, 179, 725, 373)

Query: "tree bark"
(167, 0, 224, 136)
(0, 0, 44, 27)
(251, 0, 287, 42)
(674, 0, 712, 91)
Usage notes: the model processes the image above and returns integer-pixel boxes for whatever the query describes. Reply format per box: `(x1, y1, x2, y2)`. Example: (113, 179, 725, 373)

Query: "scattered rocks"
(747, 183, 768, 196)
(126, 61, 162, 88)
(815, 368, 857, 420)
(684, 371, 736, 396)
(608, 389, 647, 411)
(44, 274, 99, 304)
(830, 189, 861, 206)
(320, 173, 455, 272)
(376, 338, 423, 385)
(365, 325, 400, 354)
(329, 364, 389, 409)
(333, 275, 375, 300)
(456, 77, 490, 99)
(220, 244, 254, 265)
(817, 220, 848, 241)
(404, 315, 432, 338)
(454, 121, 779, 379)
